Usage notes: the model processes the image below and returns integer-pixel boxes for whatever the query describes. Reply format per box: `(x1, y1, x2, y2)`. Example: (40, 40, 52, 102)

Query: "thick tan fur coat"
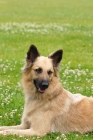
(0, 45, 93, 136)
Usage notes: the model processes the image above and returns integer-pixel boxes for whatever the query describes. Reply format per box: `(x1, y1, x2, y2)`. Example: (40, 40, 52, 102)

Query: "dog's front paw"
(0, 127, 6, 131)
(0, 130, 13, 136)
(0, 127, 2, 131)
(0, 131, 6, 135)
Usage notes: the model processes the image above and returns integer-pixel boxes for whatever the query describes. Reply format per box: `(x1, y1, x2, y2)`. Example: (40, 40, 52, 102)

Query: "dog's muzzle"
(34, 79, 49, 93)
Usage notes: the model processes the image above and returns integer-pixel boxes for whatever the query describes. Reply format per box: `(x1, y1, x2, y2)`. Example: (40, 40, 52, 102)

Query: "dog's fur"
(0, 45, 93, 136)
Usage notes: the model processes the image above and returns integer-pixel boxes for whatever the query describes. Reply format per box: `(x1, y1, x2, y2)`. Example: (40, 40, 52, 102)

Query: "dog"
(0, 44, 93, 136)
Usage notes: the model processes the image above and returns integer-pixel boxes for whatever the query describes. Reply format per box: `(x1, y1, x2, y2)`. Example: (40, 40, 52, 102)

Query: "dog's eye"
(35, 68, 42, 74)
(47, 70, 53, 75)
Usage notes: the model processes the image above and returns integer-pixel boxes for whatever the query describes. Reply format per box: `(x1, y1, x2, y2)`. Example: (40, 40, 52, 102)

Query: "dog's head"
(23, 45, 63, 95)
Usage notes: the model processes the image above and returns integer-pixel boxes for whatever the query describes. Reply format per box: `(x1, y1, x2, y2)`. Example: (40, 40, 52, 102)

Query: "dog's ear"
(48, 50, 63, 67)
(26, 44, 40, 63)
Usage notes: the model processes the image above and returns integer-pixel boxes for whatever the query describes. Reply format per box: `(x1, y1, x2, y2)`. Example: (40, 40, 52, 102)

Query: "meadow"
(0, 0, 93, 139)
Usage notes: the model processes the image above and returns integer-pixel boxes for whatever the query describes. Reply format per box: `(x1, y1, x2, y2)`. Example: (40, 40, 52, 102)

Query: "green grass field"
(0, 0, 93, 139)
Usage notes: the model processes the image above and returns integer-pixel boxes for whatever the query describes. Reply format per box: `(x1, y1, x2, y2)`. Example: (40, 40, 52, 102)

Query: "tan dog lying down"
(0, 45, 93, 136)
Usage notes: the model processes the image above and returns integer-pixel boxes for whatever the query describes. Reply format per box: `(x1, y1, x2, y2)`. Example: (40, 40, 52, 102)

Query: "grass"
(0, 0, 93, 139)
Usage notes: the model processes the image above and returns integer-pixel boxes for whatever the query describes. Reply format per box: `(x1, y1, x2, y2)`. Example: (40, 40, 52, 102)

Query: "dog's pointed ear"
(26, 44, 40, 63)
(48, 50, 63, 67)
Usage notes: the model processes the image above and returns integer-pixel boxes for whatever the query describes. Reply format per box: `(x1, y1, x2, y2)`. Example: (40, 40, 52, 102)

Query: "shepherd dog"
(0, 44, 93, 136)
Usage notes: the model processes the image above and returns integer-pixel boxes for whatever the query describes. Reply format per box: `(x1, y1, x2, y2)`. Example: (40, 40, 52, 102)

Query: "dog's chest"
(24, 100, 51, 127)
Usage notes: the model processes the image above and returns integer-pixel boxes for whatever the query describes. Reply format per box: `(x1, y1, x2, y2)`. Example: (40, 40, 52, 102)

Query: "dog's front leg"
(0, 124, 26, 131)
(0, 128, 41, 136)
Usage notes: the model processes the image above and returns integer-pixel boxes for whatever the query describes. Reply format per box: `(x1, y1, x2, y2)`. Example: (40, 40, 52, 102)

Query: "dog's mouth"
(34, 79, 49, 94)
(38, 88, 45, 93)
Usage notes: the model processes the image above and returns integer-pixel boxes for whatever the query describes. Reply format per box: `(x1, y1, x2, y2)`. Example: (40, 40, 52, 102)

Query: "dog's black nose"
(41, 81, 49, 89)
